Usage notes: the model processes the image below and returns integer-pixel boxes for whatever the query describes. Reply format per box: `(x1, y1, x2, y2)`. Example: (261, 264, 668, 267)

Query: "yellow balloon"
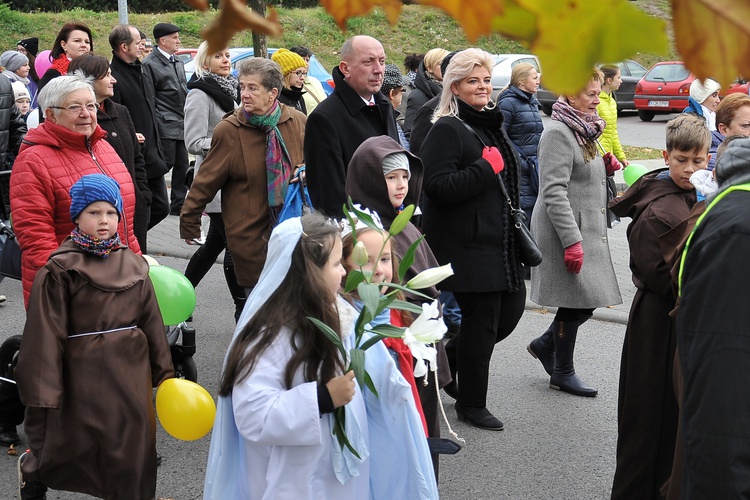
(156, 378, 216, 441)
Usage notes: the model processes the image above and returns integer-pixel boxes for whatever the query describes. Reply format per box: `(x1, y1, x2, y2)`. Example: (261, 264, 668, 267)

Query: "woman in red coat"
(10, 74, 141, 306)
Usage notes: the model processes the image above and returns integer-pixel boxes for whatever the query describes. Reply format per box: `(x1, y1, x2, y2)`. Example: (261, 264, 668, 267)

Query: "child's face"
(347, 230, 393, 287)
(323, 237, 346, 298)
(15, 99, 29, 116)
(385, 169, 409, 208)
(75, 201, 119, 240)
(663, 147, 709, 190)
(389, 87, 404, 109)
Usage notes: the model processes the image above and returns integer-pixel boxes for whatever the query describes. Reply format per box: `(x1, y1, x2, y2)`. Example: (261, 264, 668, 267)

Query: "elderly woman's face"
(46, 88, 98, 137)
(451, 64, 492, 111)
(239, 74, 277, 116)
(719, 104, 750, 137)
(568, 79, 602, 115)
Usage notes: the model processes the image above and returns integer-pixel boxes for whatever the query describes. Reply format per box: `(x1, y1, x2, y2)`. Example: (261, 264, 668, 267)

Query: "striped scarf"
(244, 101, 293, 225)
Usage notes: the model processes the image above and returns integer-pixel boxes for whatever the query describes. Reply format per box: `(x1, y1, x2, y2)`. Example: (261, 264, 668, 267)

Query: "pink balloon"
(35, 50, 52, 77)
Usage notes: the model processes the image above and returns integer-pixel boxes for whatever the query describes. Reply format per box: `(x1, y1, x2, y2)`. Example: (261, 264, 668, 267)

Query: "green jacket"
(597, 91, 627, 162)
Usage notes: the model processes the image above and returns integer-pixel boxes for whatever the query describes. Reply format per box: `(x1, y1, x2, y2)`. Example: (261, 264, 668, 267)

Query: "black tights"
(554, 307, 594, 324)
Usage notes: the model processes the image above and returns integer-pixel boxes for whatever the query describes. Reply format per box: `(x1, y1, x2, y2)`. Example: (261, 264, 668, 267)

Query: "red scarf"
(49, 54, 70, 76)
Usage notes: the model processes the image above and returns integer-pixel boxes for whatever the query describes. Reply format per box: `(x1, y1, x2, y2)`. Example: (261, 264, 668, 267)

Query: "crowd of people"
(0, 19, 749, 499)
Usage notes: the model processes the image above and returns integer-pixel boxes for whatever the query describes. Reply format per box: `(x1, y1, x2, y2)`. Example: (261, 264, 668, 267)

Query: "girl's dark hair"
(404, 53, 424, 73)
(51, 22, 93, 60)
(600, 64, 619, 83)
(68, 52, 110, 80)
(219, 213, 344, 396)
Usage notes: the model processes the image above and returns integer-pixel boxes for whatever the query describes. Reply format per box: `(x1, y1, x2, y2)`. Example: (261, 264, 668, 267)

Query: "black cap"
(17, 37, 38, 57)
(153, 23, 180, 40)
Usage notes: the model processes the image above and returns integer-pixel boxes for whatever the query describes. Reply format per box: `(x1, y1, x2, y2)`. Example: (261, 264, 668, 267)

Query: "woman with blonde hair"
(420, 48, 526, 430)
(403, 47, 449, 135)
(528, 68, 622, 397)
(497, 62, 543, 231)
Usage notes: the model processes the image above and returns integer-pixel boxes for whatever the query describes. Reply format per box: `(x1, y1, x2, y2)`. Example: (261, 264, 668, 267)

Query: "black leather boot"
(549, 321, 597, 397)
(527, 323, 555, 375)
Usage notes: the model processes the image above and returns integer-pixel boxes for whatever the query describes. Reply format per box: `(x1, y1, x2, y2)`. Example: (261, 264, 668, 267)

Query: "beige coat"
(180, 104, 306, 287)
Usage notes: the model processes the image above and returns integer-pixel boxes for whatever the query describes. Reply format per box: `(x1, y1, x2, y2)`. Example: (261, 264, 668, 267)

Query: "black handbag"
(496, 174, 543, 267)
(459, 120, 543, 267)
(0, 219, 22, 281)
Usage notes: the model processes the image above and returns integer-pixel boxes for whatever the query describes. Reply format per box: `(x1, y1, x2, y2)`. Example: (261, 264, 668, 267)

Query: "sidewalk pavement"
(150, 158, 665, 326)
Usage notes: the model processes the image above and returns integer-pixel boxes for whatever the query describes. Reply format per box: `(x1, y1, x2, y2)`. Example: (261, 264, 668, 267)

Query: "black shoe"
(18, 450, 47, 500)
(0, 426, 20, 446)
(443, 380, 458, 400)
(156, 452, 162, 466)
(455, 403, 504, 431)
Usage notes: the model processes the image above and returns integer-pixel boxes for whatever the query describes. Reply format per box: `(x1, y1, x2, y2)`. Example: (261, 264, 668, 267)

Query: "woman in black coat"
(402, 48, 448, 135)
(420, 48, 526, 431)
(69, 54, 151, 251)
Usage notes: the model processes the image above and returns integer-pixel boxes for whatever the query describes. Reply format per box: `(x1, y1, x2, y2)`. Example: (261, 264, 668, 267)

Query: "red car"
(634, 61, 694, 121)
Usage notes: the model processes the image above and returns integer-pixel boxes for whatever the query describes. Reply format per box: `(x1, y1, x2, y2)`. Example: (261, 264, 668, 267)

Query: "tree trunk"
(247, 0, 268, 59)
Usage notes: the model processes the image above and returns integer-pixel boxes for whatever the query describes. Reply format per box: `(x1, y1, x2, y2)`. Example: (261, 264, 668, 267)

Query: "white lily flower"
(402, 299, 447, 378)
(351, 240, 369, 267)
(406, 264, 454, 290)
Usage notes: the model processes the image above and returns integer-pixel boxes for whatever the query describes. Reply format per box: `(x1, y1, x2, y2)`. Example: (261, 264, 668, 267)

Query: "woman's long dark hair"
(50, 22, 93, 60)
(219, 213, 344, 397)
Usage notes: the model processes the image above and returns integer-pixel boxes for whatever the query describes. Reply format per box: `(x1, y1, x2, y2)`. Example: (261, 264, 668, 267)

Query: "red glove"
(603, 152, 622, 176)
(563, 242, 584, 274)
(482, 146, 505, 174)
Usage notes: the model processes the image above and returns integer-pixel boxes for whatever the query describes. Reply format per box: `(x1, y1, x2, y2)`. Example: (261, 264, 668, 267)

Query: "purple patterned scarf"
(551, 100, 606, 162)
(70, 227, 121, 258)
(244, 101, 293, 222)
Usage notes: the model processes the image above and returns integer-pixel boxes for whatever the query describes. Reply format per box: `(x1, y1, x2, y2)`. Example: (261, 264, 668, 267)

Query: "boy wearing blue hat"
(15, 174, 174, 500)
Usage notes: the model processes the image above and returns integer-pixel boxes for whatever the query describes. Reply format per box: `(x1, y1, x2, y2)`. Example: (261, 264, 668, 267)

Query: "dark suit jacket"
(303, 67, 399, 217)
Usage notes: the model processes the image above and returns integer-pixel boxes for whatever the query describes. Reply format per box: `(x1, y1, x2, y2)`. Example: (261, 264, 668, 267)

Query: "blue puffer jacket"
(497, 86, 543, 210)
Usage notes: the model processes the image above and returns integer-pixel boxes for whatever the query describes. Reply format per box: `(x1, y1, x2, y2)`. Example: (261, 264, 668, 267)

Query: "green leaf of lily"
(308, 316, 346, 358)
(344, 269, 366, 293)
(388, 298, 426, 315)
(357, 282, 381, 321)
(370, 323, 406, 338)
(349, 348, 366, 392)
(397, 234, 425, 283)
(364, 370, 378, 398)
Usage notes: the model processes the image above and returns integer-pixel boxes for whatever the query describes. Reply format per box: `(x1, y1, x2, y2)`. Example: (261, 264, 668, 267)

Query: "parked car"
(175, 48, 197, 64)
(490, 54, 541, 91)
(537, 59, 647, 116)
(634, 61, 694, 121)
(184, 47, 335, 96)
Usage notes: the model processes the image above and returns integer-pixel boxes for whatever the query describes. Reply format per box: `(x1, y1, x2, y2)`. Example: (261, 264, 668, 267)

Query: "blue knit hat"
(69, 174, 123, 222)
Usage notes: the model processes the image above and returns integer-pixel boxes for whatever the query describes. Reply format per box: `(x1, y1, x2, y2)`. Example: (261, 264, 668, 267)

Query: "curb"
(525, 299, 629, 326)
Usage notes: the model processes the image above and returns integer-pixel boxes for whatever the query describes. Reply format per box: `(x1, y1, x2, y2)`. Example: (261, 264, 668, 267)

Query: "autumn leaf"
(417, 0, 505, 42)
(490, 0, 536, 43)
(672, 0, 750, 87)
(202, 0, 283, 55)
(182, 0, 208, 11)
(516, 0, 668, 95)
(320, 0, 403, 28)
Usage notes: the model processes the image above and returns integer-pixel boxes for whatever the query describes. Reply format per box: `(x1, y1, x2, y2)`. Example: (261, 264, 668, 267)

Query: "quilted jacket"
(10, 121, 141, 306)
(597, 91, 626, 162)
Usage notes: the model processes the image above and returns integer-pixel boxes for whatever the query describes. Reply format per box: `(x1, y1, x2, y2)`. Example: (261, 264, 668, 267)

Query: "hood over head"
(715, 136, 750, 190)
(609, 167, 694, 220)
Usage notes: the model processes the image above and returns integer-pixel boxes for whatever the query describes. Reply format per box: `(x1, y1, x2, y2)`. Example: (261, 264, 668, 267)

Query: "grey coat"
(529, 120, 621, 308)
(184, 87, 236, 212)
(142, 50, 188, 140)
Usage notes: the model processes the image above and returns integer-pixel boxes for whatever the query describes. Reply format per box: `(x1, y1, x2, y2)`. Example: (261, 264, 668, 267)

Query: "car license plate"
(648, 100, 669, 107)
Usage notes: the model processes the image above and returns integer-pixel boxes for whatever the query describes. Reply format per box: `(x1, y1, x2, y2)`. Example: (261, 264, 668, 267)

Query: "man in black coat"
(142, 23, 188, 216)
(304, 35, 399, 218)
(109, 24, 169, 230)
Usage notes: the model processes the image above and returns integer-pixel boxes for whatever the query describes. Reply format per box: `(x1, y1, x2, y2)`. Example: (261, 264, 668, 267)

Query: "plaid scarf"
(70, 227, 121, 258)
(551, 100, 605, 162)
(244, 101, 293, 222)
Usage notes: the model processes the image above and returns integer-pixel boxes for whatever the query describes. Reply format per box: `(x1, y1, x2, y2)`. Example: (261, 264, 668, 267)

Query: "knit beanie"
(17, 38, 38, 57)
(271, 49, 307, 77)
(690, 78, 721, 104)
(0, 51, 28, 73)
(11, 81, 29, 102)
(381, 64, 408, 96)
(69, 174, 123, 222)
(382, 152, 411, 180)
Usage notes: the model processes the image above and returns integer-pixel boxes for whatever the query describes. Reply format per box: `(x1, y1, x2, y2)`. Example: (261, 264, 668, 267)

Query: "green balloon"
(623, 163, 649, 186)
(148, 265, 196, 325)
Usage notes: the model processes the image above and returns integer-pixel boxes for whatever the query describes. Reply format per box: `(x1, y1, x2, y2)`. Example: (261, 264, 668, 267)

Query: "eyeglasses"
(293, 70, 308, 78)
(50, 103, 98, 114)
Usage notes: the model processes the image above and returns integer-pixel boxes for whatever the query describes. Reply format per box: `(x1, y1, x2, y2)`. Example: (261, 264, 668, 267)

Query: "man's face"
(158, 32, 181, 55)
(339, 36, 385, 100)
(121, 27, 142, 63)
